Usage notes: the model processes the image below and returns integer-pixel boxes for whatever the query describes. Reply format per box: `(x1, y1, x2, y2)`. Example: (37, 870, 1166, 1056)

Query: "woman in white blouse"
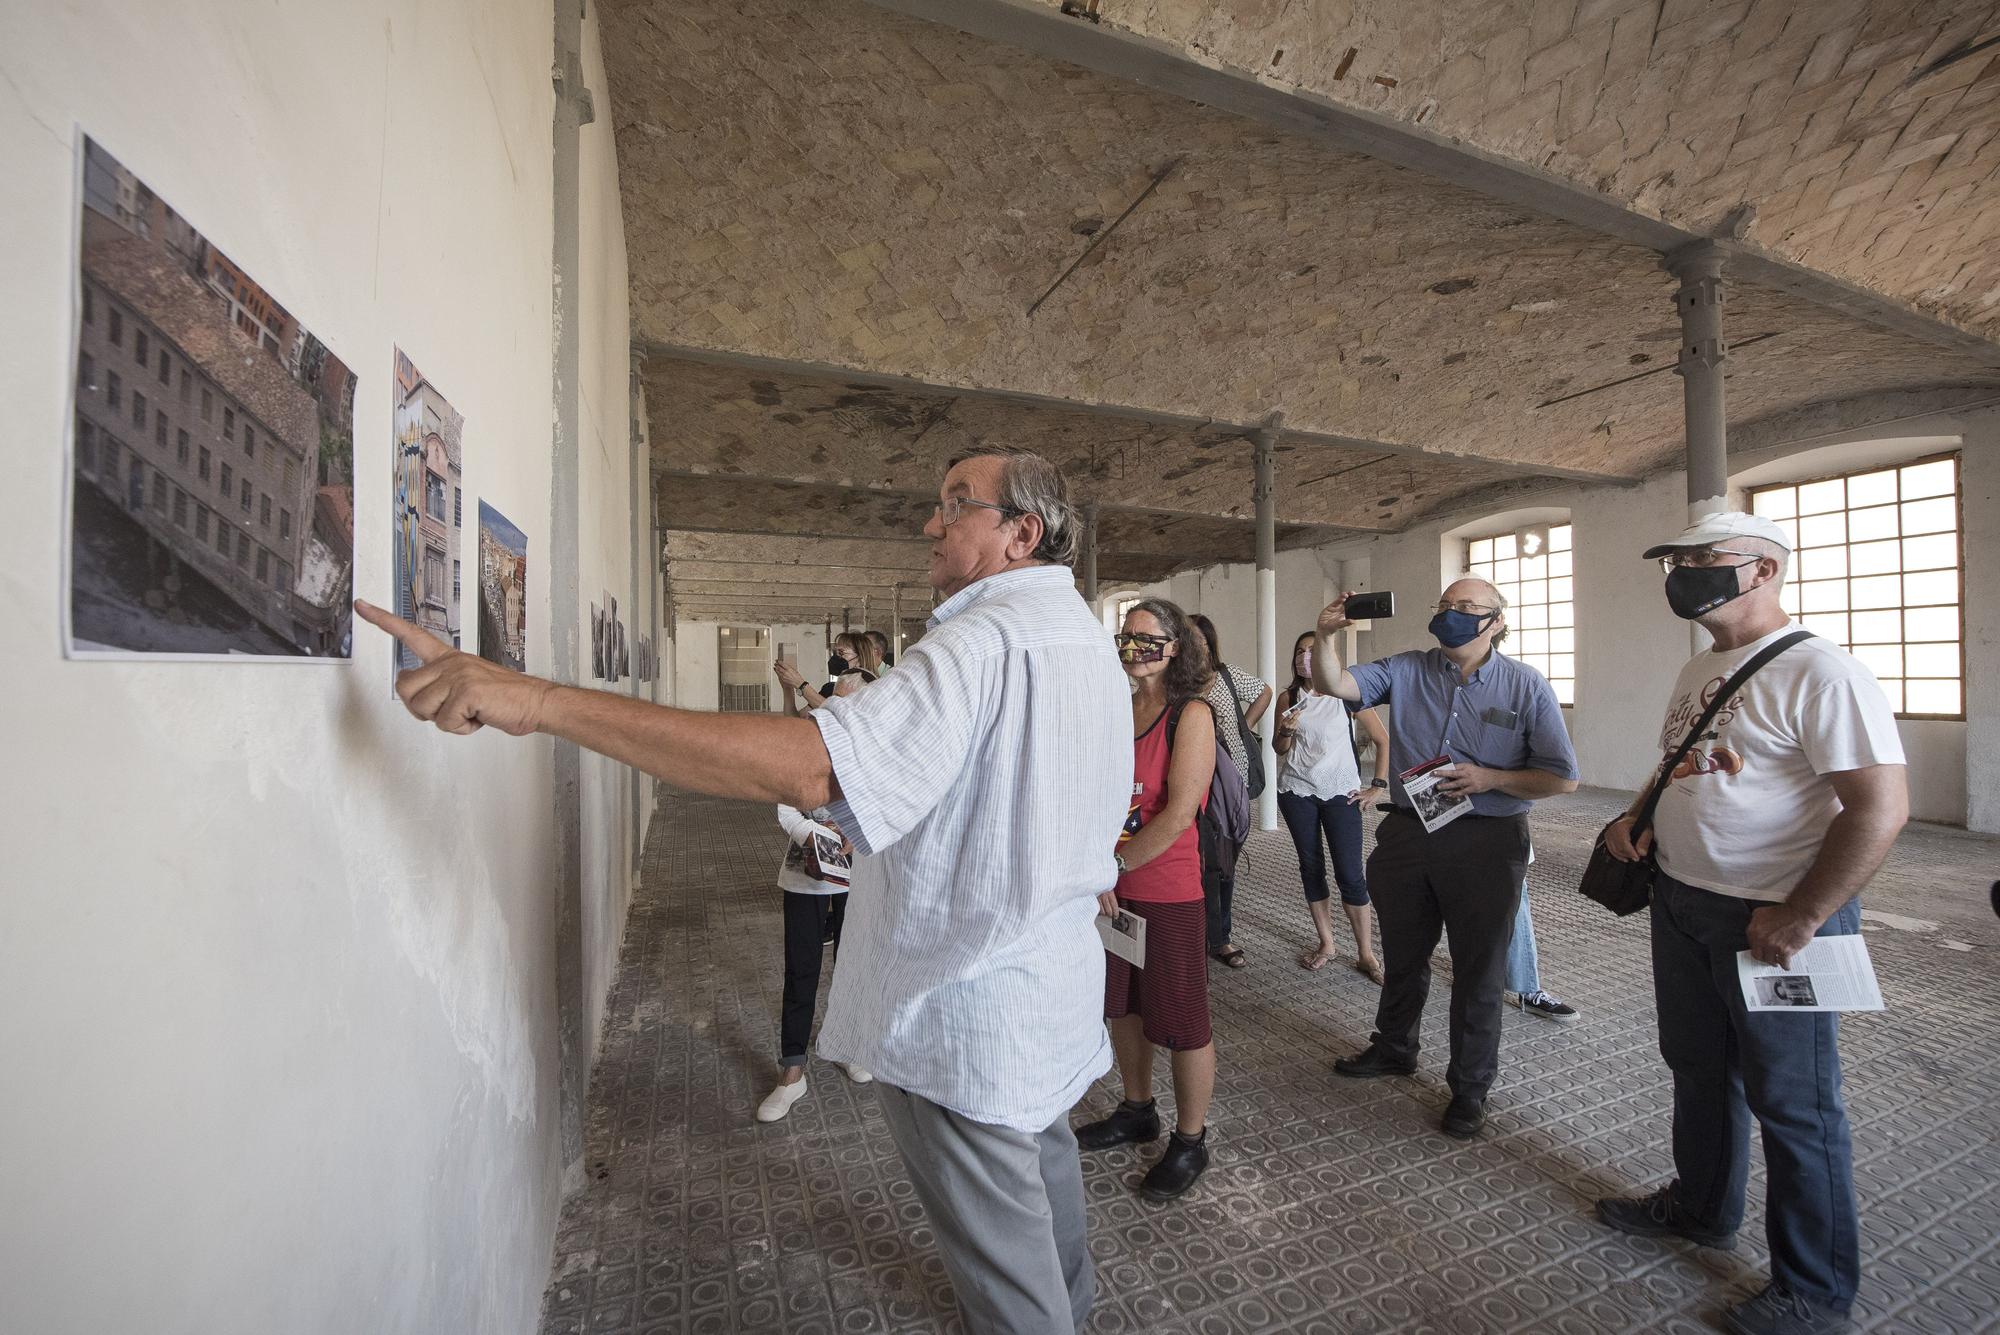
(1273, 632, 1391, 982)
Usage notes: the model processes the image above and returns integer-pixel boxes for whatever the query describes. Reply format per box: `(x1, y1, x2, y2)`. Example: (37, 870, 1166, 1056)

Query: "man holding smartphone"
(1311, 581, 1579, 1138)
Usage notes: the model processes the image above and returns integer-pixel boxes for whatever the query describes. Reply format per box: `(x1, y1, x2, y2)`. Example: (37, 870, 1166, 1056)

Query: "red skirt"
(1103, 896, 1212, 1051)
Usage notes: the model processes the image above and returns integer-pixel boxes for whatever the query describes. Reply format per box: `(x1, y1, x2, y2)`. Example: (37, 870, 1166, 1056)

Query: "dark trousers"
(1652, 872, 1861, 1309)
(779, 891, 846, 1067)
(1366, 809, 1528, 1101)
(1197, 813, 1241, 951)
(1278, 790, 1369, 905)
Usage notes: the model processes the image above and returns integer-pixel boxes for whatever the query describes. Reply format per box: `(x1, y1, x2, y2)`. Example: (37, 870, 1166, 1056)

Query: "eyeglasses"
(1113, 632, 1172, 650)
(1657, 547, 1764, 574)
(933, 495, 1023, 526)
(1434, 599, 1498, 615)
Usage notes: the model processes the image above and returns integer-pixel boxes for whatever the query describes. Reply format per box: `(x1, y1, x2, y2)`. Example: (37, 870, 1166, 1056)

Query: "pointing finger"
(355, 598, 454, 666)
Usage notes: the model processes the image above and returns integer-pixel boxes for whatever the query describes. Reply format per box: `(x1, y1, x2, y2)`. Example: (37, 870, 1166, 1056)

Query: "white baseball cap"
(1641, 511, 1791, 560)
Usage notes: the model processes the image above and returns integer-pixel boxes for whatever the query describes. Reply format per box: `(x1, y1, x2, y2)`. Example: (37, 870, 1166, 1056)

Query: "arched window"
(1749, 454, 1961, 718)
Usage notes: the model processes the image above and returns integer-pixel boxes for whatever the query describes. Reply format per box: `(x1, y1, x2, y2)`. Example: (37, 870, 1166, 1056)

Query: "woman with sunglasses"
(1074, 599, 1218, 1201)
(1275, 631, 1390, 982)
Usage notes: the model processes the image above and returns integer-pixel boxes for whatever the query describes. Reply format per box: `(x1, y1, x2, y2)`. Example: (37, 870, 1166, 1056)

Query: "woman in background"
(1074, 598, 1218, 1201)
(758, 673, 875, 1122)
(774, 632, 874, 712)
(1188, 614, 1271, 969)
(1274, 631, 1390, 983)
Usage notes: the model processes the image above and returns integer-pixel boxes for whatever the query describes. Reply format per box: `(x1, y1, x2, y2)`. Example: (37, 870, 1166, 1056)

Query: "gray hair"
(946, 446, 1082, 566)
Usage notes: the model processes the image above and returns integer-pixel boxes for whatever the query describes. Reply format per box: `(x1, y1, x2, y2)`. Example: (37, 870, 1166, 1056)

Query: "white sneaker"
(757, 1076, 809, 1122)
(842, 1063, 874, 1084)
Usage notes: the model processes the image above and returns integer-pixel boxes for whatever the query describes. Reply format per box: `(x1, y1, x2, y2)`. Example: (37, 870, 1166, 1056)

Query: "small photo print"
(390, 348, 465, 690)
(475, 501, 527, 673)
(67, 136, 356, 658)
(590, 602, 605, 680)
(1754, 975, 1819, 1008)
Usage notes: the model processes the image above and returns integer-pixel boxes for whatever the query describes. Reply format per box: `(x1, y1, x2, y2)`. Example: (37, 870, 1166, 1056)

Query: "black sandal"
(1213, 946, 1248, 969)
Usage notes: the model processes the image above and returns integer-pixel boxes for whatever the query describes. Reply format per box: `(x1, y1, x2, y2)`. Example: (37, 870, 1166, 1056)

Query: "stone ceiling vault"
(600, 0, 2000, 625)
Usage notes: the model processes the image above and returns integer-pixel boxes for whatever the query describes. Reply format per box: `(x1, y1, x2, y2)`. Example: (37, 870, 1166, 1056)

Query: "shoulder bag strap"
(1633, 630, 1812, 836)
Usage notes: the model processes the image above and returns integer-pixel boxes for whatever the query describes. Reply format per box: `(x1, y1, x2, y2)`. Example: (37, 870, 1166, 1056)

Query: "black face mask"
(827, 654, 849, 675)
(1664, 559, 1759, 620)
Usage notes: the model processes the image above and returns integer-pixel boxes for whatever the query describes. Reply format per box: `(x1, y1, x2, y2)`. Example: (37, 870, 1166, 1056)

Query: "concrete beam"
(638, 339, 1632, 486)
(872, 0, 2000, 366)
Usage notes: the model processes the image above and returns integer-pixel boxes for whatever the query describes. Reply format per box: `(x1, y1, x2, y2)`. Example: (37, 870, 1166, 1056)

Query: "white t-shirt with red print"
(1651, 621, 1904, 904)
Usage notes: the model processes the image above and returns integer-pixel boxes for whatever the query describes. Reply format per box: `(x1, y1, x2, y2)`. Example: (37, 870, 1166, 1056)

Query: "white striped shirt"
(809, 565, 1130, 1131)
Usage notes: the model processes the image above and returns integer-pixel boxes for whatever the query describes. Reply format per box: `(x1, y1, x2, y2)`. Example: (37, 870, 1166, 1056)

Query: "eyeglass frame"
(1113, 631, 1174, 649)
(932, 495, 1024, 526)
(1433, 598, 1500, 616)
(1655, 546, 1770, 575)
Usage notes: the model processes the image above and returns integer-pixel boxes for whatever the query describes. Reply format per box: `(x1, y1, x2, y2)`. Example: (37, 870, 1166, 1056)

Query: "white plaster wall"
(674, 620, 723, 712)
(575, 10, 639, 1060)
(0, 4, 632, 1333)
(1961, 412, 2000, 833)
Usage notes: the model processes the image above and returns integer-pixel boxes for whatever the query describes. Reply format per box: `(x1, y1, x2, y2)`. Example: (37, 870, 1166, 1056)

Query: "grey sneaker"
(1512, 989, 1579, 1022)
(1722, 1283, 1850, 1335)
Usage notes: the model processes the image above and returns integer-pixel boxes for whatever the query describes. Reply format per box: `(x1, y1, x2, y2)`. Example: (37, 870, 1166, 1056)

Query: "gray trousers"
(876, 1084, 1093, 1335)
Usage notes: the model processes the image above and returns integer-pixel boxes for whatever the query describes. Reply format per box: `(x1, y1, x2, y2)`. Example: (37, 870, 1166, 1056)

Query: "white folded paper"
(1737, 934, 1884, 1012)
(1096, 909, 1147, 969)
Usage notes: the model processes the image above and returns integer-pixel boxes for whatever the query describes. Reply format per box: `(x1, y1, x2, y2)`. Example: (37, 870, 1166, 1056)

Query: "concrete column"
(628, 349, 648, 870)
(1082, 501, 1100, 608)
(549, 0, 595, 1194)
(1964, 409, 2000, 833)
(891, 583, 903, 662)
(1253, 414, 1283, 832)
(1668, 242, 1728, 521)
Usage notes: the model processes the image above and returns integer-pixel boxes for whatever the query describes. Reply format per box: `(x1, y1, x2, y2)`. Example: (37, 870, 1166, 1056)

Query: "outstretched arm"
(1311, 596, 1363, 701)
(358, 600, 841, 811)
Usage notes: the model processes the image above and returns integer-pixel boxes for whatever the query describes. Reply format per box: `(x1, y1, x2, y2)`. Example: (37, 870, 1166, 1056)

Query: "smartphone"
(1344, 590, 1395, 621)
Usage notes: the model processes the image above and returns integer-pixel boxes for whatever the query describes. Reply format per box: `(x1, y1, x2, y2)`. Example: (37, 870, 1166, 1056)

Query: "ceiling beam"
(867, 0, 2000, 366)
(638, 339, 1633, 485)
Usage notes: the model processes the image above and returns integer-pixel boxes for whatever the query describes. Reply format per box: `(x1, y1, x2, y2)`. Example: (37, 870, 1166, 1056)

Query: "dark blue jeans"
(1651, 872, 1861, 1310)
(1277, 790, 1368, 905)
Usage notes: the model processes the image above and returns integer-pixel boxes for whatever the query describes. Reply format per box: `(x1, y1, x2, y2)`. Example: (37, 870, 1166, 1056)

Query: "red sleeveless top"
(1116, 702, 1206, 904)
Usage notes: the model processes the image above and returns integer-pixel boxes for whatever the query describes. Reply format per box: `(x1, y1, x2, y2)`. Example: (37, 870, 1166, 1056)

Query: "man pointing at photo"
(354, 446, 1128, 1335)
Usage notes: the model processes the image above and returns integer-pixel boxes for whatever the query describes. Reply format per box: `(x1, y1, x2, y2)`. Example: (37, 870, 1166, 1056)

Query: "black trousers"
(780, 891, 846, 1067)
(1366, 809, 1529, 1101)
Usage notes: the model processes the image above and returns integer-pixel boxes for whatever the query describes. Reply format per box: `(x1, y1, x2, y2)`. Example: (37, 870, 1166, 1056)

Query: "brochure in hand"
(1398, 755, 1474, 833)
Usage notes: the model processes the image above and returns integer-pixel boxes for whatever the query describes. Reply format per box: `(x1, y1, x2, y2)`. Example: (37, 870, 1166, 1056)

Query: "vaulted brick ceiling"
(600, 0, 2000, 624)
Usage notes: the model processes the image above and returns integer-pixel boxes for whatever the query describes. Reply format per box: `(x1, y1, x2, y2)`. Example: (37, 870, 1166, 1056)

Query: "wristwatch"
(1114, 853, 1129, 874)
(1370, 778, 1389, 789)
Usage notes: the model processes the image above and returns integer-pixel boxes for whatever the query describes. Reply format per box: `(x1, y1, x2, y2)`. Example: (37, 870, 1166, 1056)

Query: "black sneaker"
(1333, 1044, 1417, 1078)
(1510, 989, 1579, 1023)
(1722, 1283, 1850, 1335)
(1595, 1183, 1737, 1250)
(1138, 1129, 1209, 1201)
(1440, 1095, 1485, 1139)
(1075, 1099, 1160, 1151)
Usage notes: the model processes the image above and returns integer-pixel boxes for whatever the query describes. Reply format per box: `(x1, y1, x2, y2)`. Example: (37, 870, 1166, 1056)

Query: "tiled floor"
(540, 788, 2000, 1334)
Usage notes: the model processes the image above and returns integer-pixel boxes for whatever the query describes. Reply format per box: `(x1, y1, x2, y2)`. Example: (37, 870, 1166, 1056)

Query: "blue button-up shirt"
(1347, 647, 1579, 817)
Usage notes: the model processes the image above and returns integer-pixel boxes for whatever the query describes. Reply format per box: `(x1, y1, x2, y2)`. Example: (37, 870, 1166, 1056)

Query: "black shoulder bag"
(1578, 630, 1811, 916)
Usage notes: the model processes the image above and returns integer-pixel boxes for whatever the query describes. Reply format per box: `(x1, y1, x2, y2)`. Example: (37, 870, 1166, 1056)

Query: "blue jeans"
(1504, 887, 1539, 995)
(1651, 872, 1861, 1309)
(1277, 790, 1367, 905)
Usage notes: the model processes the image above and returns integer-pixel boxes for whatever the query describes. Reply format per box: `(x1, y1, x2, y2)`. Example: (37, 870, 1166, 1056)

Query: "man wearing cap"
(1596, 512, 1907, 1335)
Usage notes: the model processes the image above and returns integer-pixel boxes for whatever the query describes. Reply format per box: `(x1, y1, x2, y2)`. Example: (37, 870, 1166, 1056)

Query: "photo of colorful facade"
(390, 348, 464, 684)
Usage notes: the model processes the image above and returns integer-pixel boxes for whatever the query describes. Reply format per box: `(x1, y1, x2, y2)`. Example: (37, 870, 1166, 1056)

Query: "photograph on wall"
(607, 593, 622, 684)
(65, 136, 357, 659)
(590, 601, 605, 680)
(389, 348, 465, 691)
(476, 501, 527, 673)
